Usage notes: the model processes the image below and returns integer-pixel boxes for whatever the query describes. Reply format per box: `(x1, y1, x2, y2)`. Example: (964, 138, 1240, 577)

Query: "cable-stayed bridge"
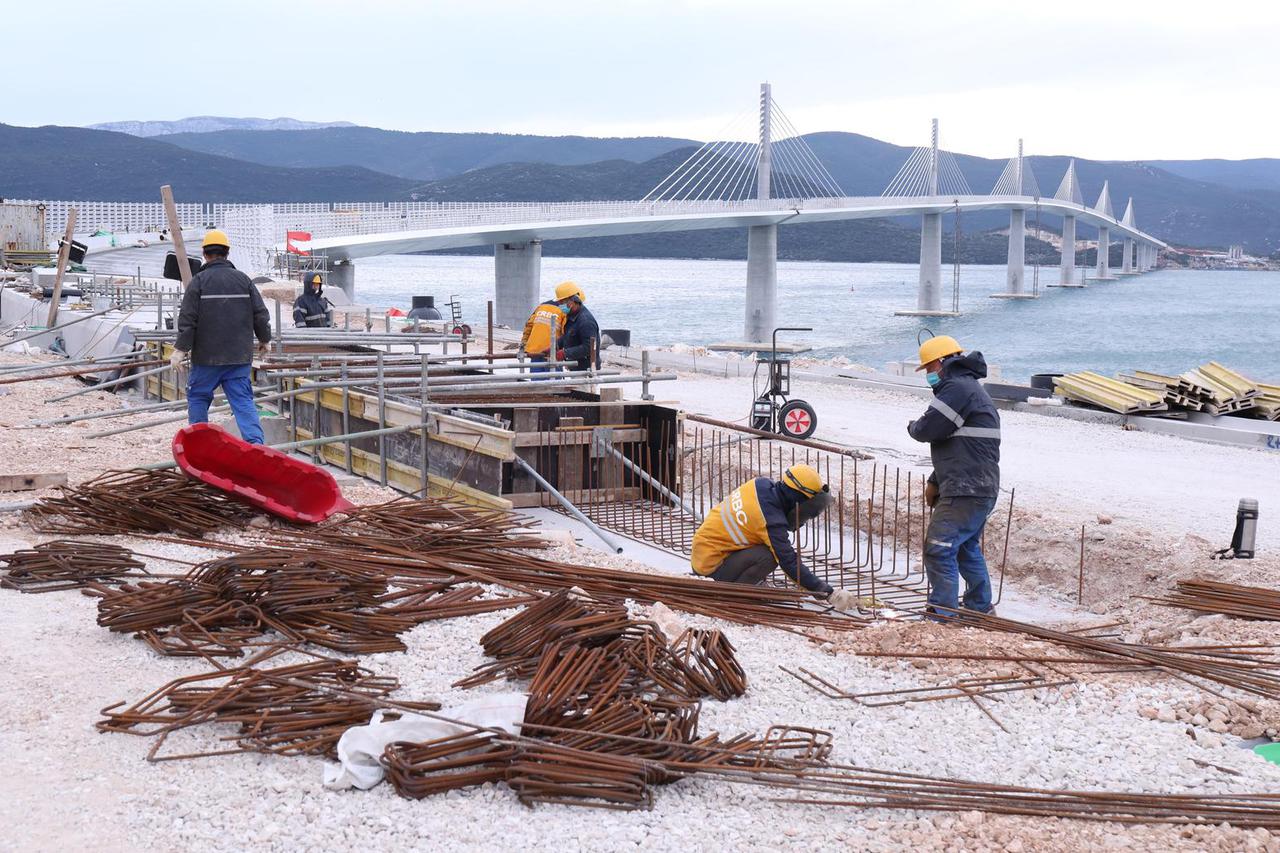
(25, 84, 1168, 341)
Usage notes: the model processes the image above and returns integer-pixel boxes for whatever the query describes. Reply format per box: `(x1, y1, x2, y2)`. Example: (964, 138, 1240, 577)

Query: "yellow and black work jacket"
(691, 477, 831, 594)
(520, 302, 567, 355)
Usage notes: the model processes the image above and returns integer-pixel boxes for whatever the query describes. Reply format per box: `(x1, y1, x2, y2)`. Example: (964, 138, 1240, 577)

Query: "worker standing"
(170, 230, 272, 444)
(554, 282, 600, 372)
(692, 464, 857, 609)
(292, 273, 333, 328)
(907, 335, 1001, 621)
(520, 286, 571, 374)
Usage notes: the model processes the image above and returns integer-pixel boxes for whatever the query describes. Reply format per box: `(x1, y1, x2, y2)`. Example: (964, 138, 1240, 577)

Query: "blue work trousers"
(924, 495, 997, 619)
(187, 363, 264, 445)
(529, 354, 559, 379)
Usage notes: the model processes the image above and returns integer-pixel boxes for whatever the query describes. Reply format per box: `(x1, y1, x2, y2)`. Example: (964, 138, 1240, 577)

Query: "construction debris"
(1148, 579, 1280, 622)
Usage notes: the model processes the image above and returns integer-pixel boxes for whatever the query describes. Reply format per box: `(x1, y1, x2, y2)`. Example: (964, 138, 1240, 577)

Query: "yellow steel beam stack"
(1053, 372, 1168, 415)
(1183, 362, 1261, 416)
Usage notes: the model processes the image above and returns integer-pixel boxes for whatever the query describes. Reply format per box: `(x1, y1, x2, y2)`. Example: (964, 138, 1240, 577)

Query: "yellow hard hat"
(783, 464, 825, 499)
(554, 281, 585, 303)
(916, 335, 962, 370)
(202, 229, 231, 249)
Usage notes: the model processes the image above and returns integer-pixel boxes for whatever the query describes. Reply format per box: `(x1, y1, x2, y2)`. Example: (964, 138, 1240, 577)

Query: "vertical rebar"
(377, 352, 388, 487)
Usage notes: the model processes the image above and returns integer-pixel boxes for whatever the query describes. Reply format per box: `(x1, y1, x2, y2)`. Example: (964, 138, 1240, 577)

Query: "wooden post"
(45, 208, 77, 328)
(160, 185, 193, 286)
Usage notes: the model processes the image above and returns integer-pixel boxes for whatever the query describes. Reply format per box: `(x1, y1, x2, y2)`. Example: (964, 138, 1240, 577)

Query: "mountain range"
(87, 117, 358, 136)
(3, 120, 1278, 258)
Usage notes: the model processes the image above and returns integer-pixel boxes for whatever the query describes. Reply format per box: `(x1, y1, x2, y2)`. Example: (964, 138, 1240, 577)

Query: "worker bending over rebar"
(907, 335, 1002, 622)
(691, 464, 856, 610)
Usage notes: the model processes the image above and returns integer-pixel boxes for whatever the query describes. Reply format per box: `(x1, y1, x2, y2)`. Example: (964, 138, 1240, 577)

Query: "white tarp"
(323, 692, 528, 791)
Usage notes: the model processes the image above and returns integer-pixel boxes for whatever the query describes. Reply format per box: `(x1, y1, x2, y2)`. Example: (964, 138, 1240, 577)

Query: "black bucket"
(1030, 373, 1063, 392)
(602, 328, 631, 348)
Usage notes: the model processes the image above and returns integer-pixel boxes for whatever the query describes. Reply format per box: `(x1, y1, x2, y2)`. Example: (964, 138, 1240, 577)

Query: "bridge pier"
(494, 240, 542, 328)
(1121, 237, 1135, 274)
(329, 260, 355, 301)
(917, 213, 944, 312)
(1007, 208, 1025, 294)
(1095, 226, 1112, 280)
(744, 225, 777, 342)
(1060, 215, 1077, 284)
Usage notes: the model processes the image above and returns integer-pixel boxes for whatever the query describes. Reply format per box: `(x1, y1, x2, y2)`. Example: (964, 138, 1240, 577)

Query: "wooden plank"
(514, 428, 646, 447)
(45, 208, 77, 328)
(506, 487, 641, 508)
(0, 472, 68, 492)
(557, 416, 585, 496)
(289, 424, 512, 510)
(160, 186, 193, 286)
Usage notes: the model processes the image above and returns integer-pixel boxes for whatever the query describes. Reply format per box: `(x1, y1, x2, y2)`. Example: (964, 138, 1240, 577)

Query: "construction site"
(2, 203, 1280, 853)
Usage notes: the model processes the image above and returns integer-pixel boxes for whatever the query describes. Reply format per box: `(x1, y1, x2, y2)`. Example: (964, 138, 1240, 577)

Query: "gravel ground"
(3, 352, 1280, 851)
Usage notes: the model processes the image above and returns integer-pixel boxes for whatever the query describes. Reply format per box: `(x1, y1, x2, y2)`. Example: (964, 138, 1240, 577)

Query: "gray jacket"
(907, 352, 1001, 498)
(175, 260, 272, 365)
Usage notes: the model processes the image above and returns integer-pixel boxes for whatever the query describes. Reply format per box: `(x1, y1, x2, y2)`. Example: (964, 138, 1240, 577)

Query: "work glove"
(295, 321, 306, 328)
(555, 349, 566, 362)
(168, 348, 186, 369)
(827, 588, 857, 611)
(924, 480, 940, 508)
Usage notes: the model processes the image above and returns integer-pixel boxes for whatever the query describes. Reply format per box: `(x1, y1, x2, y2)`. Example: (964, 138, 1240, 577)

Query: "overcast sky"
(7, 0, 1277, 160)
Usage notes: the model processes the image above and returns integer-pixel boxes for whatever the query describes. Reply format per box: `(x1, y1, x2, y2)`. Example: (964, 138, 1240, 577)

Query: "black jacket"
(907, 352, 1001, 498)
(175, 260, 272, 366)
(293, 287, 333, 327)
(561, 305, 600, 370)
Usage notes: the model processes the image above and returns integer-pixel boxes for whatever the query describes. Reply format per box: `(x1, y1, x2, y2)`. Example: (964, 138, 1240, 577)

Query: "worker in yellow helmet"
(170, 229, 272, 443)
(292, 272, 333, 328)
(553, 281, 600, 372)
(907, 334, 1001, 621)
(520, 282, 576, 374)
(691, 464, 856, 609)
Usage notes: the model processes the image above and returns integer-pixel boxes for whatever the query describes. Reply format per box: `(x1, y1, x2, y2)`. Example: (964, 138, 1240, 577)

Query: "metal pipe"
(512, 455, 624, 554)
(0, 351, 147, 375)
(25, 387, 273, 427)
(3, 305, 121, 348)
(140, 422, 429, 472)
(597, 438, 702, 522)
(44, 362, 176, 402)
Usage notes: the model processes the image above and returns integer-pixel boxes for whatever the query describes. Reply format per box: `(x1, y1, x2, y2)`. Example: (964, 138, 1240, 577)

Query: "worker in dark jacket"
(170, 230, 272, 444)
(692, 464, 857, 609)
(554, 282, 600, 371)
(907, 335, 1001, 621)
(292, 273, 333, 328)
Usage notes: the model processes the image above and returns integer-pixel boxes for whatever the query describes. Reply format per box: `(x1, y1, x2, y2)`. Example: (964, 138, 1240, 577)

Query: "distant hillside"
(88, 117, 357, 136)
(0, 124, 413, 201)
(1148, 158, 1280, 193)
(162, 127, 697, 181)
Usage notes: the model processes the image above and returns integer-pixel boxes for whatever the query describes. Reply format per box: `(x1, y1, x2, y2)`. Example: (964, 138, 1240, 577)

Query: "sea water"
(357, 255, 1280, 383)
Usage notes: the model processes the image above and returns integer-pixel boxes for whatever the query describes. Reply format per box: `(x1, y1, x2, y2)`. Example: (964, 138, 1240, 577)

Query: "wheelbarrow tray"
(172, 423, 355, 524)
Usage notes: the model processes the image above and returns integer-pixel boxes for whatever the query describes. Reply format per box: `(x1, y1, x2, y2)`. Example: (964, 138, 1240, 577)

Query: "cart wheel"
(778, 399, 817, 440)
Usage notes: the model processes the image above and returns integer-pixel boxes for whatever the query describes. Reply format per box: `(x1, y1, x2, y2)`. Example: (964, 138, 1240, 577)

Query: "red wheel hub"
(784, 409, 811, 434)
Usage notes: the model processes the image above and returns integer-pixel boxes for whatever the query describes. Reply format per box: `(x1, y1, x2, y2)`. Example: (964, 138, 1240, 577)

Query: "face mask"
(926, 372, 941, 387)
(558, 304, 571, 315)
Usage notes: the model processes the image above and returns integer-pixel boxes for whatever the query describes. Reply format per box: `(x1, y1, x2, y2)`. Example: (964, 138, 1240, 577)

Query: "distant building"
(1228, 245, 1245, 260)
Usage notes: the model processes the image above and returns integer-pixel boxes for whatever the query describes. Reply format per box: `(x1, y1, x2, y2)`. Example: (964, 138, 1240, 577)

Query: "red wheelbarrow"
(172, 423, 355, 524)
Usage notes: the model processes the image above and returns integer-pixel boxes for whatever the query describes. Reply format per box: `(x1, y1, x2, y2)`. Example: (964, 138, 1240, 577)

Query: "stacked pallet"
(1052, 372, 1167, 415)
(1182, 362, 1261, 415)
(1057, 362, 1280, 420)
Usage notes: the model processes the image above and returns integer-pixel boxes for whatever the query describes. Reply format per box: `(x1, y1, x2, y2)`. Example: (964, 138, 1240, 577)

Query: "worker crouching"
(692, 464, 857, 610)
(907, 335, 1002, 621)
(293, 273, 333, 328)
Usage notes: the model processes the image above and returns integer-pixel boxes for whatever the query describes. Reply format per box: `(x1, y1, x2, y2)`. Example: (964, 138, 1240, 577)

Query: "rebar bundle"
(92, 548, 534, 656)
(1149, 579, 1280, 622)
(0, 540, 145, 593)
(24, 469, 257, 536)
(98, 650, 440, 761)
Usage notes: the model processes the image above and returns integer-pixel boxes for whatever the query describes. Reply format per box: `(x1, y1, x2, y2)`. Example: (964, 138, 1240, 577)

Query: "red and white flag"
(286, 230, 313, 255)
